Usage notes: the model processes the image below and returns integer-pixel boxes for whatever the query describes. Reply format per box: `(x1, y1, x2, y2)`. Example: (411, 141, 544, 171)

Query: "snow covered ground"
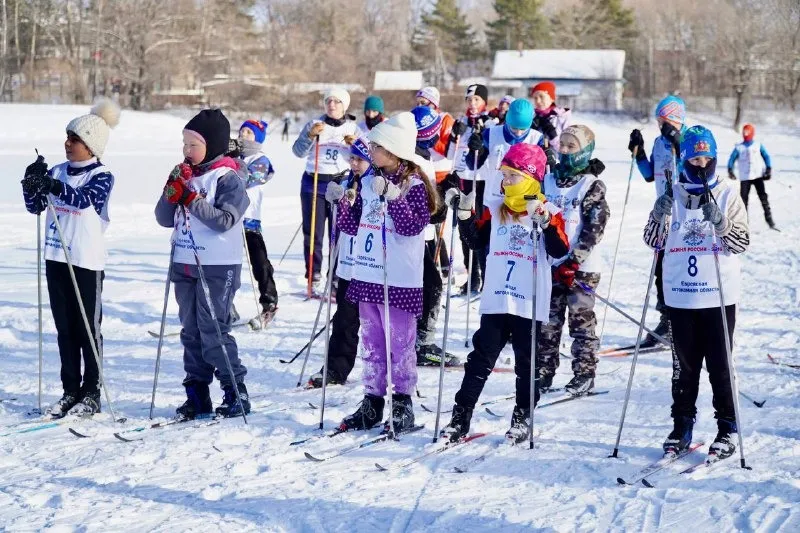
(0, 103, 798, 532)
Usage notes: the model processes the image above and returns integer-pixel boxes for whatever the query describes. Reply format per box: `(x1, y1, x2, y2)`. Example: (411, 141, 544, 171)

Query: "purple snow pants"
(359, 302, 418, 397)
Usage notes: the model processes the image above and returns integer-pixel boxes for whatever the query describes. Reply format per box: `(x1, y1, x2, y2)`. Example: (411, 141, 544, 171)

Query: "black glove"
(25, 155, 48, 180)
(21, 173, 56, 196)
(533, 115, 557, 140)
(467, 131, 483, 152)
(660, 122, 681, 151)
(545, 146, 558, 170)
(450, 120, 466, 139)
(442, 172, 460, 192)
(227, 138, 242, 158)
(728, 169, 737, 180)
(628, 129, 645, 156)
(763, 167, 772, 180)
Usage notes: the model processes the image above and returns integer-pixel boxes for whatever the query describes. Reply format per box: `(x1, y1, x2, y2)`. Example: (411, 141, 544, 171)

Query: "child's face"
(239, 127, 255, 142)
(416, 97, 434, 109)
(499, 101, 510, 112)
(501, 168, 526, 187)
(657, 116, 682, 130)
(364, 109, 380, 119)
(558, 133, 581, 155)
(466, 95, 485, 114)
(688, 156, 713, 168)
(64, 132, 93, 162)
(325, 98, 345, 120)
(369, 143, 398, 169)
(183, 131, 207, 165)
(508, 126, 527, 138)
(532, 91, 553, 110)
(350, 155, 370, 176)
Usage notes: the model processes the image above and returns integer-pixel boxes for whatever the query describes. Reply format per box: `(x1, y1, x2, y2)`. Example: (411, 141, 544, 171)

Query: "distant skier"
(529, 81, 572, 153)
(727, 123, 776, 230)
(357, 95, 387, 134)
(488, 95, 515, 125)
(21, 98, 121, 418)
(281, 113, 290, 142)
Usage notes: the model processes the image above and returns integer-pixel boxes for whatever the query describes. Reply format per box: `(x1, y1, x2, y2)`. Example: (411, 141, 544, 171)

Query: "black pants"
(655, 249, 665, 312)
(416, 240, 444, 347)
(459, 179, 486, 287)
(46, 260, 103, 396)
(668, 305, 737, 423)
(281, 124, 289, 141)
(740, 178, 774, 225)
(325, 277, 360, 382)
(244, 230, 278, 308)
(301, 184, 334, 281)
(455, 313, 541, 410)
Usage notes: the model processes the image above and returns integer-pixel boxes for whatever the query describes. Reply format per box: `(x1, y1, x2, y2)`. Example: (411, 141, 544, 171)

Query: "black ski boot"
(440, 404, 473, 443)
(68, 390, 101, 416)
(385, 394, 415, 434)
(662, 415, 695, 455)
(216, 382, 251, 418)
(45, 392, 80, 419)
(339, 394, 384, 431)
(538, 371, 555, 393)
(505, 406, 531, 445)
(708, 418, 737, 461)
(565, 374, 594, 396)
(176, 382, 213, 421)
(416, 344, 461, 367)
(307, 369, 344, 389)
(643, 312, 671, 347)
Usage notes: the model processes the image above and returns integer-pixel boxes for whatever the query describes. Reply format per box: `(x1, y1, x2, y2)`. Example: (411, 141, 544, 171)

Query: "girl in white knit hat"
(21, 98, 121, 418)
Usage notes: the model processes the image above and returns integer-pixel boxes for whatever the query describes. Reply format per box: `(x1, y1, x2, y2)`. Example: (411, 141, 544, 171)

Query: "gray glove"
(652, 189, 673, 221)
(702, 201, 726, 232)
(325, 182, 344, 203)
(444, 188, 475, 220)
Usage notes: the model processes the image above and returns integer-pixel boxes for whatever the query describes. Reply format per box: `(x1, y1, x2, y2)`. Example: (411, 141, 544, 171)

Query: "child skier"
(529, 81, 572, 152)
(154, 109, 252, 420)
(416, 86, 454, 158)
(330, 112, 439, 433)
(538, 125, 610, 396)
(628, 94, 687, 346)
(238, 119, 278, 325)
(292, 89, 360, 294)
(358, 95, 386, 134)
(21, 98, 120, 417)
(727, 123, 776, 230)
(440, 143, 570, 444)
(307, 138, 373, 388)
(488, 95, 515, 125)
(643, 125, 749, 460)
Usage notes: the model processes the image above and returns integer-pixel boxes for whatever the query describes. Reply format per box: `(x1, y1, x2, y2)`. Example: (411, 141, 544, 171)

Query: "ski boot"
(385, 394, 415, 434)
(662, 415, 695, 455)
(565, 374, 594, 397)
(458, 281, 481, 297)
(307, 369, 344, 389)
(538, 371, 555, 393)
(45, 392, 80, 419)
(339, 395, 384, 431)
(416, 344, 461, 367)
(260, 304, 278, 327)
(708, 418, 737, 461)
(175, 382, 213, 421)
(505, 406, 531, 445)
(643, 312, 671, 347)
(216, 382, 251, 418)
(440, 404, 473, 443)
(68, 390, 101, 416)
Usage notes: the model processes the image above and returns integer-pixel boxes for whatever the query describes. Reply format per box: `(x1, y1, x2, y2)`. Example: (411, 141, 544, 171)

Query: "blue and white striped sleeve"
(53, 172, 114, 216)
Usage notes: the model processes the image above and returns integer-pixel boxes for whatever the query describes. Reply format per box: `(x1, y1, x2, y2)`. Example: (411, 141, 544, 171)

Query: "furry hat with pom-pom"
(66, 98, 121, 159)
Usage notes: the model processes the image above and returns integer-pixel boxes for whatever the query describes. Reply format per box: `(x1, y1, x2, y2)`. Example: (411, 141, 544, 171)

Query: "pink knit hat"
(500, 143, 547, 182)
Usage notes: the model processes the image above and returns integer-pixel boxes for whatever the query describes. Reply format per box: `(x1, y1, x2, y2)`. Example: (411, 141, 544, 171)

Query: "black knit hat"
(465, 84, 488, 103)
(184, 109, 231, 164)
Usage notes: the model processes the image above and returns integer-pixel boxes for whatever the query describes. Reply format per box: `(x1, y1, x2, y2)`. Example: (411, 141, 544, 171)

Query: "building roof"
(373, 71, 424, 91)
(491, 49, 626, 81)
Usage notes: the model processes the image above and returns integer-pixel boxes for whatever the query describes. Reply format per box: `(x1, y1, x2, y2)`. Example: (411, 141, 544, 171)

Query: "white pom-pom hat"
(66, 98, 121, 159)
(367, 112, 434, 182)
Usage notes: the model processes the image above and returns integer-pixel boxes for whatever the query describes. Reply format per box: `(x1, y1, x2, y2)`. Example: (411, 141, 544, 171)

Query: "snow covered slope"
(0, 104, 798, 531)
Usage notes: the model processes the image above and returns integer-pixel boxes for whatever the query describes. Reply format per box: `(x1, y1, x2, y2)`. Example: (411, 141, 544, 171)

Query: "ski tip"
(304, 452, 324, 462)
(453, 466, 467, 473)
(68, 427, 90, 438)
(289, 438, 310, 446)
(641, 478, 655, 488)
(307, 402, 318, 410)
(374, 462, 388, 472)
(485, 408, 502, 417)
(113, 432, 137, 443)
(616, 477, 629, 485)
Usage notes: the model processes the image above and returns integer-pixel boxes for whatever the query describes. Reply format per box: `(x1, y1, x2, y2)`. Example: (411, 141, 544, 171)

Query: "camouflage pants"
(538, 271, 600, 378)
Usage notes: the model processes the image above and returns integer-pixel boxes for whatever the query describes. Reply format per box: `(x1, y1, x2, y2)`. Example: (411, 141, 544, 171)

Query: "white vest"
(304, 120, 359, 175)
(242, 154, 265, 221)
(483, 126, 544, 207)
(734, 142, 765, 182)
(543, 173, 602, 273)
(44, 161, 112, 271)
(479, 203, 555, 322)
(171, 167, 244, 266)
(652, 137, 680, 197)
(663, 184, 741, 309)
(351, 174, 425, 288)
(447, 117, 501, 178)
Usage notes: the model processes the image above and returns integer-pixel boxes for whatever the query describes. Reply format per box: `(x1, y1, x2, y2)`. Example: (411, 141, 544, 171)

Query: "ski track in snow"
(0, 104, 799, 531)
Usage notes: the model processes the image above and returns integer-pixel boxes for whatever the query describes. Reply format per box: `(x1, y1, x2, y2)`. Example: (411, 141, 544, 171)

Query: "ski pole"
(609, 177, 672, 458)
(433, 197, 459, 442)
(433, 135, 461, 270)
(182, 207, 247, 424)
(380, 196, 396, 439)
(307, 137, 321, 298)
(46, 197, 120, 422)
(464, 148, 480, 348)
(701, 172, 750, 469)
(598, 146, 637, 346)
(318, 202, 338, 429)
(280, 317, 331, 364)
(528, 225, 540, 450)
(278, 222, 302, 266)
(739, 390, 765, 408)
(36, 212, 43, 414)
(149, 241, 176, 419)
(576, 281, 669, 346)
(242, 227, 264, 329)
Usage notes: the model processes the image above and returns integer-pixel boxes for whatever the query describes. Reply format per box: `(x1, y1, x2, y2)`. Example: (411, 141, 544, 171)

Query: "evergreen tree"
(550, 0, 637, 50)
(486, 0, 550, 54)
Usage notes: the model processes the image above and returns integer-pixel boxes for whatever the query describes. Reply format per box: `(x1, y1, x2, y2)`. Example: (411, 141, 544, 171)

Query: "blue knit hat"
(364, 95, 384, 114)
(350, 137, 372, 163)
(655, 95, 686, 124)
(680, 125, 718, 191)
(411, 106, 442, 149)
(505, 99, 534, 130)
(239, 119, 268, 144)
